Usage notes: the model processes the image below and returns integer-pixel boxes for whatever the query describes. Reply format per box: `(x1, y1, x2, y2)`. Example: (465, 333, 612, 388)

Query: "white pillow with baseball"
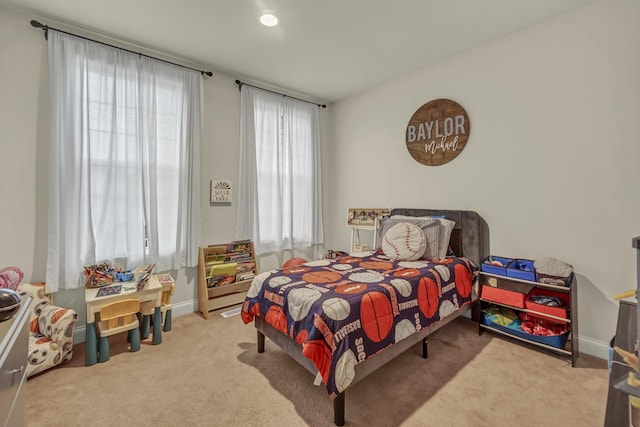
(381, 222, 427, 261)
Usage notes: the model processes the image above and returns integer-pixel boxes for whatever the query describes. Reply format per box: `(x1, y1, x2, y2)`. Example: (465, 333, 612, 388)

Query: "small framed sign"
(210, 180, 232, 203)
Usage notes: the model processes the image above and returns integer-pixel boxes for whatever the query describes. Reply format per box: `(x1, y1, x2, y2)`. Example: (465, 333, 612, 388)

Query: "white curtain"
(46, 30, 202, 291)
(237, 86, 323, 255)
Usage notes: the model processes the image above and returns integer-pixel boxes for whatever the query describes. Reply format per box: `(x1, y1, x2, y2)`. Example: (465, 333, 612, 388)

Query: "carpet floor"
(24, 310, 608, 427)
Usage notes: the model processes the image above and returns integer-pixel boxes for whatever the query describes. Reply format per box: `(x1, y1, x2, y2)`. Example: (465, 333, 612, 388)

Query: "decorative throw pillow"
(391, 215, 455, 260)
(381, 222, 427, 261)
(435, 218, 455, 259)
(379, 218, 440, 259)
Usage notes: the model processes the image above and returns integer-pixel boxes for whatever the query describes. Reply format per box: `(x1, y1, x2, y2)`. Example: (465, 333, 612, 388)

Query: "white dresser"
(0, 296, 31, 427)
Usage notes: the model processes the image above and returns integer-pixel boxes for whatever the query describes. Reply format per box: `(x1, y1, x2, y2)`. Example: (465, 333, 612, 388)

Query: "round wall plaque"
(405, 99, 470, 166)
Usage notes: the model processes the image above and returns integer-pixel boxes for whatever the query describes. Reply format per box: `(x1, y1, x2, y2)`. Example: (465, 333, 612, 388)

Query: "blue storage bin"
(482, 313, 569, 350)
(114, 271, 134, 282)
(480, 256, 514, 276)
(506, 259, 537, 282)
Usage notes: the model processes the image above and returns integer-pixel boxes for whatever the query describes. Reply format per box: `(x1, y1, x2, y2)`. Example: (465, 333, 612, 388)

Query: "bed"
(241, 209, 489, 425)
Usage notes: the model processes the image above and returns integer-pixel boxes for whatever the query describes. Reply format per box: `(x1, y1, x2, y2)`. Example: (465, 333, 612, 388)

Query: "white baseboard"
(578, 335, 610, 360)
(73, 299, 611, 361)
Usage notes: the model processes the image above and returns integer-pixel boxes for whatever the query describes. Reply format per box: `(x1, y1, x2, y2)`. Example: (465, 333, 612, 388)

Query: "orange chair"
(96, 299, 141, 363)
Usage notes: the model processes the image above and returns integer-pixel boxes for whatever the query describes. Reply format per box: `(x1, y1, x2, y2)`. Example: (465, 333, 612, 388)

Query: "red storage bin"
(525, 288, 570, 319)
(481, 285, 529, 308)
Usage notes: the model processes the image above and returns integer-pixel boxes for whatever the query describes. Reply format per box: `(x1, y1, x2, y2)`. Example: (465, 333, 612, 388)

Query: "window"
(46, 30, 202, 290)
(237, 86, 323, 254)
(85, 65, 181, 261)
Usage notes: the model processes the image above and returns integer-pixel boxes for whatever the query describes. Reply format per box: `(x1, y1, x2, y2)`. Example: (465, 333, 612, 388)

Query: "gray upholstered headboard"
(387, 208, 490, 267)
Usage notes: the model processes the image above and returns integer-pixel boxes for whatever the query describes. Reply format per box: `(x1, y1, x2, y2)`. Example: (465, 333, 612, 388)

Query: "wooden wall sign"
(210, 180, 232, 203)
(405, 99, 470, 166)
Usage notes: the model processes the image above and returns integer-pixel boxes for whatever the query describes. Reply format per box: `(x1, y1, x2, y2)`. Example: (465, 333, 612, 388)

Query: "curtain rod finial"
(30, 20, 43, 28)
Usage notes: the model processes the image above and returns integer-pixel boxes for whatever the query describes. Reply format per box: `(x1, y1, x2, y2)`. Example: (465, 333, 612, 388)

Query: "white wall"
(328, 0, 640, 357)
(0, 6, 331, 333)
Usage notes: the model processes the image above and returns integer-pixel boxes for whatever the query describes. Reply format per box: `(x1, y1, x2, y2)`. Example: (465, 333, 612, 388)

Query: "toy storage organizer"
(477, 256, 578, 366)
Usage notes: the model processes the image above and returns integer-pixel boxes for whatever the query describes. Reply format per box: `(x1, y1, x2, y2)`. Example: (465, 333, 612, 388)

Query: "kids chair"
(140, 280, 174, 339)
(16, 282, 78, 377)
(96, 298, 141, 363)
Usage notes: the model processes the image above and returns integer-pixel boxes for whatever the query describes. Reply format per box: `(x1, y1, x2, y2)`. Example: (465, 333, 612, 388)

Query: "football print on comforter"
(241, 251, 475, 399)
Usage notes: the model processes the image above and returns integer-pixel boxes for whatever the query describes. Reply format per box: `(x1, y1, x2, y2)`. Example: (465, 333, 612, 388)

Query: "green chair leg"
(98, 336, 110, 363)
(163, 309, 172, 332)
(140, 314, 151, 339)
(152, 307, 162, 345)
(128, 328, 140, 352)
(85, 322, 98, 366)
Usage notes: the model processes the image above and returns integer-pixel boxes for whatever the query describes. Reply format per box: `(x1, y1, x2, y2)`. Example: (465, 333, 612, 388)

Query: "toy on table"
(0, 267, 23, 290)
(84, 263, 115, 288)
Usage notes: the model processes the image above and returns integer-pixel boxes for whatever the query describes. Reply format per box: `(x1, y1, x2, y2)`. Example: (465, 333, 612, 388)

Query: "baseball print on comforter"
(241, 251, 475, 399)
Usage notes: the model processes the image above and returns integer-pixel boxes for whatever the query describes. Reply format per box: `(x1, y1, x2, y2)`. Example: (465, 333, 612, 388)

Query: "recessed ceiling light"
(260, 13, 278, 27)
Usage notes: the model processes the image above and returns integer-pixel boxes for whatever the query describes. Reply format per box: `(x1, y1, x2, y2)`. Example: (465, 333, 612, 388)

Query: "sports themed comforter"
(241, 251, 476, 398)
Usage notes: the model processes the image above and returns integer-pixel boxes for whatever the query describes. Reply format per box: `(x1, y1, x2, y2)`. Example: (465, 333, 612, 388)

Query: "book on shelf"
(205, 253, 228, 267)
(236, 260, 255, 271)
(208, 262, 237, 280)
(226, 253, 252, 262)
(229, 239, 251, 253)
(206, 240, 251, 254)
(207, 274, 236, 288)
(205, 244, 230, 255)
(236, 271, 255, 282)
(205, 252, 251, 266)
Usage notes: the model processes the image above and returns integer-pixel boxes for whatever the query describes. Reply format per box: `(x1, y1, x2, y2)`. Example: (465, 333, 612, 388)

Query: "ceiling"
(1, 0, 593, 103)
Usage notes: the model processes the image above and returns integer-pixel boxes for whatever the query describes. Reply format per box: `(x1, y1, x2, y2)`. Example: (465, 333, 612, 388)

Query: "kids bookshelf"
(197, 240, 258, 319)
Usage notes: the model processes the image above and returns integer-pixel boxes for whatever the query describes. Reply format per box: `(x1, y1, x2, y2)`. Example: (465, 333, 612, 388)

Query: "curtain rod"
(235, 80, 326, 108)
(30, 20, 213, 77)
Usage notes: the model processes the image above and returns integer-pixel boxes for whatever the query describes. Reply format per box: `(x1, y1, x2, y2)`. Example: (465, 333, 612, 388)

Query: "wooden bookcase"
(197, 240, 258, 319)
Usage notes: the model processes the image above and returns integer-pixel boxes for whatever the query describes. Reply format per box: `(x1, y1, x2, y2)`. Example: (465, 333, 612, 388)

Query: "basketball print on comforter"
(242, 251, 475, 398)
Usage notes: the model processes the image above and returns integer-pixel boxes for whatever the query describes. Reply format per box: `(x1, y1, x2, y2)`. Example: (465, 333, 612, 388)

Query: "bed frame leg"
(334, 392, 345, 426)
(422, 338, 428, 359)
(257, 330, 265, 353)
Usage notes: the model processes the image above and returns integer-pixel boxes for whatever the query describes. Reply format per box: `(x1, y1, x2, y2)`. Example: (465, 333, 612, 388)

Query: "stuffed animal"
(0, 267, 23, 290)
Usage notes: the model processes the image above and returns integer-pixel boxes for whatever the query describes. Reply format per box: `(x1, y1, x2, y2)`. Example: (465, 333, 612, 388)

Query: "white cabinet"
(0, 296, 31, 427)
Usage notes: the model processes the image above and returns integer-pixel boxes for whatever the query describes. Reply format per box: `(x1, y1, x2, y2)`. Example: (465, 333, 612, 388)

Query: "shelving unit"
(349, 226, 374, 253)
(197, 240, 258, 319)
(478, 271, 578, 366)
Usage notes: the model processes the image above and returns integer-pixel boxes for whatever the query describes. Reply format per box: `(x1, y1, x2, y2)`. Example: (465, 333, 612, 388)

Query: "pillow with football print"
(381, 222, 427, 261)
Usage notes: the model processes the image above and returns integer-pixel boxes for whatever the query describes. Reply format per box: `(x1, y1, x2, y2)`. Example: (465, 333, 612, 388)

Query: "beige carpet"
(24, 310, 608, 427)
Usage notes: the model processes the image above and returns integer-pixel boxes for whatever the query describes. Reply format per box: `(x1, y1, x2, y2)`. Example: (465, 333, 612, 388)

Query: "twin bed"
(241, 209, 489, 425)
